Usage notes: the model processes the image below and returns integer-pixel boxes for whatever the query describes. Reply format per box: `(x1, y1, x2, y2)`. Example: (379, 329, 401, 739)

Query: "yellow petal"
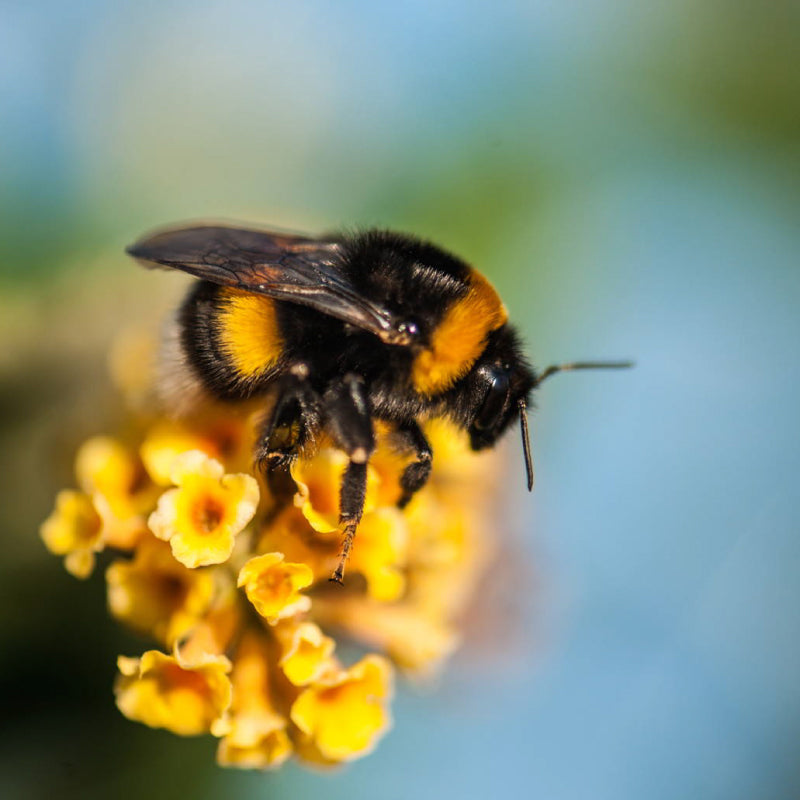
(423, 417, 488, 486)
(41, 490, 102, 553)
(106, 536, 215, 645)
(178, 585, 243, 662)
(275, 621, 336, 686)
(216, 630, 293, 770)
(40, 490, 103, 579)
(257, 507, 339, 582)
(76, 436, 158, 515)
(290, 655, 393, 762)
(169, 449, 225, 484)
(64, 549, 96, 579)
(291, 449, 379, 533)
(217, 729, 293, 770)
(347, 508, 408, 602)
(74, 436, 159, 549)
(114, 649, 232, 736)
(141, 426, 219, 486)
(141, 418, 255, 486)
(237, 553, 313, 624)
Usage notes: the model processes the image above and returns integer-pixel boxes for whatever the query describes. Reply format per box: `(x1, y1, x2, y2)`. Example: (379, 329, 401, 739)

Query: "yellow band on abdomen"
(217, 288, 283, 378)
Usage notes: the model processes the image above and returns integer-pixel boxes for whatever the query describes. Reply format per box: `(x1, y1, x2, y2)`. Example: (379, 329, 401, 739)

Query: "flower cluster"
(41, 348, 500, 769)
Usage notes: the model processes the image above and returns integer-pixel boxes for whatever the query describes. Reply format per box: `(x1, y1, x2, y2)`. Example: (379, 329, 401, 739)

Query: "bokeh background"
(2, 1, 799, 798)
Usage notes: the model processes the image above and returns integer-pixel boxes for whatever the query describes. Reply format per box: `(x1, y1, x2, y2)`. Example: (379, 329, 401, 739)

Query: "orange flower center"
(193, 496, 225, 534)
(158, 574, 189, 606)
(127, 460, 151, 496)
(257, 569, 291, 597)
(208, 424, 241, 458)
(317, 685, 346, 705)
(158, 663, 213, 699)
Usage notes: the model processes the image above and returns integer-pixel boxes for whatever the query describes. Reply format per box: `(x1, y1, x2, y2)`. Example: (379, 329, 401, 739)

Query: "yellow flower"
(290, 655, 393, 762)
(106, 536, 215, 646)
(368, 430, 409, 507)
(40, 490, 103, 578)
(114, 649, 232, 736)
(44, 322, 506, 771)
(291, 448, 379, 532)
(76, 436, 158, 549)
(274, 621, 336, 686)
(424, 417, 487, 486)
(216, 631, 292, 770)
(237, 553, 313, 624)
(140, 423, 221, 487)
(347, 507, 408, 602)
(140, 418, 253, 486)
(257, 507, 339, 582)
(178, 581, 243, 662)
(148, 450, 259, 568)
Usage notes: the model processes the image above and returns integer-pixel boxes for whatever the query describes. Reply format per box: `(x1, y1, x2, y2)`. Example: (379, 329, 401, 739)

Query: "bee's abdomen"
(180, 282, 284, 399)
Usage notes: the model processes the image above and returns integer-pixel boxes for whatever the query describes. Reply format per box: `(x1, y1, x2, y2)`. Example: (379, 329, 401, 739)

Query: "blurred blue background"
(1, 1, 798, 798)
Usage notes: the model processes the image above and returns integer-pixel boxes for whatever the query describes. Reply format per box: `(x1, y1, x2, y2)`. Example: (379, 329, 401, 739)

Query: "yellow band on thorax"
(411, 270, 508, 396)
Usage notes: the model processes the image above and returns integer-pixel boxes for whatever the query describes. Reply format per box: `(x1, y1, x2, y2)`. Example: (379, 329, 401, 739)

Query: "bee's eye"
(474, 368, 510, 431)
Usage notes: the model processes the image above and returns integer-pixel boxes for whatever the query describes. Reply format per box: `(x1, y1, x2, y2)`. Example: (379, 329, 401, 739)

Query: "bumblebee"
(128, 224, 629, 583)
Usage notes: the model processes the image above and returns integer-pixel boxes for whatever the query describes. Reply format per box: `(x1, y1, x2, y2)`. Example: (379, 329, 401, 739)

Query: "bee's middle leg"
(254, 366, 321, 474)
(323, 373, 375, 584)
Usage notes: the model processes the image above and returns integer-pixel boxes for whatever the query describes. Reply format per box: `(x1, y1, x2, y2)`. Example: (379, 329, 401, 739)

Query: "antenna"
(522, 360, 634, 490)
(518, 398, 534, 491)
(534, 360, 634, 387)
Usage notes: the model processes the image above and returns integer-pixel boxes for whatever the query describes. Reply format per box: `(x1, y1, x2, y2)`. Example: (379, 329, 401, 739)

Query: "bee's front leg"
(322, 373, 375, 584)
(393, 420, 432, 508)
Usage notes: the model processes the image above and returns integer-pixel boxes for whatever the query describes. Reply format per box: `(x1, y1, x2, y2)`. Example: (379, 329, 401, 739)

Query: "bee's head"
(460, 326, 536, 489)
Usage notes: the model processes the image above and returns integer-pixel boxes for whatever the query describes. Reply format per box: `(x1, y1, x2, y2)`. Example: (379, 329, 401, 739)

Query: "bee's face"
(464, 327, 535, 451)
(467, 363, 532, 450)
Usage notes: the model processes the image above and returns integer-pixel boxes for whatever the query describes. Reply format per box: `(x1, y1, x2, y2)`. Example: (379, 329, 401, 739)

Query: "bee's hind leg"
(322, 373, 375, 584)
(393, 420, 432, 509)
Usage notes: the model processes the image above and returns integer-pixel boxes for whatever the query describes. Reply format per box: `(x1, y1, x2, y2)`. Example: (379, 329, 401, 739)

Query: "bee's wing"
(127, 224, 411, 345)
